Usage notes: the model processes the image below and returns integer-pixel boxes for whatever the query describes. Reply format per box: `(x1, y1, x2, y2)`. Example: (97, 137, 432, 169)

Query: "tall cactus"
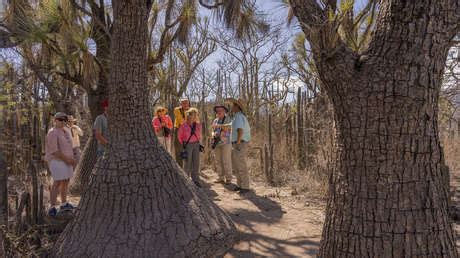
(297, 87, 306, 169)
(264, 113, 274, 185)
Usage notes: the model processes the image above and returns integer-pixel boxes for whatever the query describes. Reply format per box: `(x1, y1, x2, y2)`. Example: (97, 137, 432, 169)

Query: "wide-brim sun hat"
(225, 98, 245, 112)
(185, 107, 199, 116)
(155, 106, 168, 114)
(213, 104, 228, 113)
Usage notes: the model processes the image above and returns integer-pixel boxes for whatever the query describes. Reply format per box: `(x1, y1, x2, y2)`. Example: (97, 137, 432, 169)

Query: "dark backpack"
(159, 117, 171, 137)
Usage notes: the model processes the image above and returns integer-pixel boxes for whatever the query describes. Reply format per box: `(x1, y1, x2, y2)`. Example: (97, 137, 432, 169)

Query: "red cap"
(101, 99, 109, 108)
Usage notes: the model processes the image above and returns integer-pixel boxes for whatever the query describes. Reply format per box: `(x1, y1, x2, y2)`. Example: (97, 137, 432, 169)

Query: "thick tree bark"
(0, 152, 7, 257)
(70, 134, 98, 193)
(52, 1, 236, 257)
(291, 0, 460, 257)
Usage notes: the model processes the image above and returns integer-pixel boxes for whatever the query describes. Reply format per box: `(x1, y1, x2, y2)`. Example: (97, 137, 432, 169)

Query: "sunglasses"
(56, 118, 67, 122)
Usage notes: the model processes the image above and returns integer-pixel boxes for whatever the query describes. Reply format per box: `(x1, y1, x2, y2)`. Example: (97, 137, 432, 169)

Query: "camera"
(180, 150, 188, 160)
(211, 136, 221, 149)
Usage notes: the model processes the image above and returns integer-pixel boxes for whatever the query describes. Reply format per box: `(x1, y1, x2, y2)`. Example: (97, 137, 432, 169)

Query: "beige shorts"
(48, 159, 73, 181)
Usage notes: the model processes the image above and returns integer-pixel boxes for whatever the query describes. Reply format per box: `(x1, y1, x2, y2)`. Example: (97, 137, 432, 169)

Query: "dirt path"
(199, 169, 324, 257)
(450, 170, 460, 250)
(64, 168, 460, 257)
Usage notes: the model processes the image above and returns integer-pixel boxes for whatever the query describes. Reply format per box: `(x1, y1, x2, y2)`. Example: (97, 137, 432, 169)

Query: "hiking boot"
(48, 207, 57, 217)
(225, 180, 232, 185)
(60, 203, 74, 210)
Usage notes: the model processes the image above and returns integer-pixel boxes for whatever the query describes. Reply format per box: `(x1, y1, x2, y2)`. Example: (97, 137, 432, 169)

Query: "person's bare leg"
(60, 180, 69, 204)
(50, 181, 60, 206)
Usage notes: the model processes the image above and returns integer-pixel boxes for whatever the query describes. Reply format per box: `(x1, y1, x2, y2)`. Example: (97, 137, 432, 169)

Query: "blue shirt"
(231, 112, 251, 143)
(93, 114, 108, 152)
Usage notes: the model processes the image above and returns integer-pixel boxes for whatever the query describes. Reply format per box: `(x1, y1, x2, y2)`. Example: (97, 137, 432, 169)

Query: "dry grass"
(443, 136, 460, 173)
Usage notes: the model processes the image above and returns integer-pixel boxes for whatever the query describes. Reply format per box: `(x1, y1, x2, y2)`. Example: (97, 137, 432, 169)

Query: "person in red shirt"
(152, 106, 173, 154)
(177, 108, 202, 187)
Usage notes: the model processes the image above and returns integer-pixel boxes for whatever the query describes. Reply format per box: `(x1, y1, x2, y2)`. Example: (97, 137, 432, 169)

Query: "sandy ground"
(59, 168, 460, 257)
(201, 167, 460, 257)
(63, 168, 324, 257)
(199, 169, 324, 257)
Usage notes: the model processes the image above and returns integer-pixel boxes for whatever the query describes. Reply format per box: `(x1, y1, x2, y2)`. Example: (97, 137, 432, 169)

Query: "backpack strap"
(183, 123, 197, 147)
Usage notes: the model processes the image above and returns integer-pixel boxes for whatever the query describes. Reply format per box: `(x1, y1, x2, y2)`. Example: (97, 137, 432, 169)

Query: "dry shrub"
(443, 136, 460, 174)
(245, 95, 335, 197)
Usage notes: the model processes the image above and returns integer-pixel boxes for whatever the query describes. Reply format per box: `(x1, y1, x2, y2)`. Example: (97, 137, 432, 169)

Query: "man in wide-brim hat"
(225, 98, 245, 113)
(211, 103, 233, 184)
(225, 98, 252, 194)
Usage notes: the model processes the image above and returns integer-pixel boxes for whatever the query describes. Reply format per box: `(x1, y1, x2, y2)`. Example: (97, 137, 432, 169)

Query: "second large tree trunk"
(289, 0, 459, 256)
(316, 27, 456, 258)
(319, 78, 457, 256)
(52, 1, 236, 257)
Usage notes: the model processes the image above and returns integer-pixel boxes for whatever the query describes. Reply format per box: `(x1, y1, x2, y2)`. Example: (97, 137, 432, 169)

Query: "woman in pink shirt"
(152, 106, 173, 154)
(45, 112, 76, 216)
(177, 107, 202, 187)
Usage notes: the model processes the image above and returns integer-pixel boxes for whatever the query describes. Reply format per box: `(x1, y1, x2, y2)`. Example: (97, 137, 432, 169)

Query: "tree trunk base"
(70, 136, 98, 195)
(52, 144, 237, 257)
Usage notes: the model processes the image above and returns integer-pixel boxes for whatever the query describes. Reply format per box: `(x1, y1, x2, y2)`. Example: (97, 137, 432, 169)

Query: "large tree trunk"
(291, 0, 459, 257)
(52, 1, 236, 257)
(0, 152, 7, 257)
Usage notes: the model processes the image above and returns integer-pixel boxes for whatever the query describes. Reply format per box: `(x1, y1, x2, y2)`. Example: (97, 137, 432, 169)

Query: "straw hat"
(185, 107, 199, 116)
(155, 106, 168, 115)
(225, 98, 245, 112)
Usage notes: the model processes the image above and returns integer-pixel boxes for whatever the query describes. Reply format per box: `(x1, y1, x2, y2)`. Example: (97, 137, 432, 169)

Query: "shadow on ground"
(226, 190, 319, 257)
(227, 233, 319, 258)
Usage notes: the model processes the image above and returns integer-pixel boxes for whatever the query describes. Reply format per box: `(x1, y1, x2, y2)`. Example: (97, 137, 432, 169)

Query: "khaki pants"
(157, 136, 172, 155)
(214, 144, 232, 182)
(231, 142, 249, 189)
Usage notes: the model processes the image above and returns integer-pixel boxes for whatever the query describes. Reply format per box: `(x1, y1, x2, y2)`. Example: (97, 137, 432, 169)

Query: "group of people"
(152, 98, 251, 193)
(44, 97, 251, 216)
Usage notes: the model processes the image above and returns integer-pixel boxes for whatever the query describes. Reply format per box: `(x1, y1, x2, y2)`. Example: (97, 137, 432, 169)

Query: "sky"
(198, 0, 298, 68)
